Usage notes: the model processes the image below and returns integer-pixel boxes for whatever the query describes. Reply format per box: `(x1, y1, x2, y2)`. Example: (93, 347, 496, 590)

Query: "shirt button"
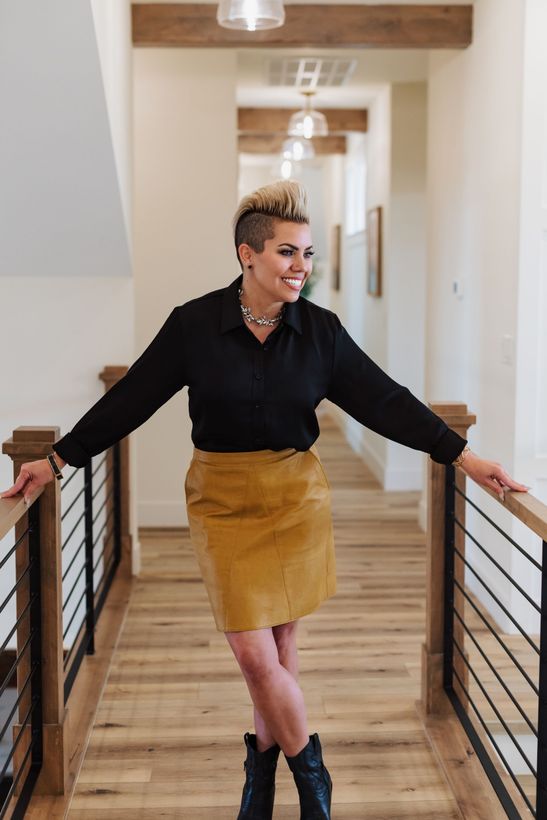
(263, 345, 269, 351)
(255, 403, 262, 409)
(254, 373, 263, 380)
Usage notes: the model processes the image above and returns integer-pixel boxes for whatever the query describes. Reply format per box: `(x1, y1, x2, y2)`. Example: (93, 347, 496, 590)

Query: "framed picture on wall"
(367, 206, 382, 297)
(331, 224, 341, 291)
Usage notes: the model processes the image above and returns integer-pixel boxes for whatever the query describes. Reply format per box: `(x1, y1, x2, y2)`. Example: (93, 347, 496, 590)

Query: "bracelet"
(453, 444, 471, 467)
(47, 453, 63, 481)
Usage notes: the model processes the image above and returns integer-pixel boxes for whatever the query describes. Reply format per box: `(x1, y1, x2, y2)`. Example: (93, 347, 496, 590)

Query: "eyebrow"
(277, 243, 314, 250)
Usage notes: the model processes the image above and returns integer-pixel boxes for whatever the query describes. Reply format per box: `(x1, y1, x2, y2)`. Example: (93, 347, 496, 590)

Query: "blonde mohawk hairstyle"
(233, 180, 309, 268)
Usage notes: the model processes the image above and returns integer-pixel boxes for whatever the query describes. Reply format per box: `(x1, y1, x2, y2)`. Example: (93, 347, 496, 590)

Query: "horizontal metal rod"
(453, 576, 538, 695)
(454, 516, 540, 613)
(453, 548, 540, 655)
(452, 605, 537, 737)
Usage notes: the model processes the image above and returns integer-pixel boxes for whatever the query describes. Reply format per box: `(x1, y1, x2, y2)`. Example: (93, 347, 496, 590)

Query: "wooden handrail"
(0, 485, 44, 541)
(471, 480, 547, 542)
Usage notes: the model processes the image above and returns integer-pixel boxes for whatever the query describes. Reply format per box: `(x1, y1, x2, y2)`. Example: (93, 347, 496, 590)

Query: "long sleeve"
(325, 315, 467, 465)
(53, 307, 187, 467)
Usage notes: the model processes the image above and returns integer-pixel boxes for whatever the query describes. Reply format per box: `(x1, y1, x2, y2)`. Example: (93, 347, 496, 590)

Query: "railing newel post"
(421, 402, 476, 716)
(84, 462, 95, 656)
(99, 367, 132, 578)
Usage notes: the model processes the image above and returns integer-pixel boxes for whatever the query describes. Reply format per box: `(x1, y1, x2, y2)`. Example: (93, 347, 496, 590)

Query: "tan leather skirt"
(184, 443, 336, 632)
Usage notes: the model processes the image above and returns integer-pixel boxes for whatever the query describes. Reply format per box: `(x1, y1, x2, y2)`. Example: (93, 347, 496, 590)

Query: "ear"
(238, 243, 253, 268)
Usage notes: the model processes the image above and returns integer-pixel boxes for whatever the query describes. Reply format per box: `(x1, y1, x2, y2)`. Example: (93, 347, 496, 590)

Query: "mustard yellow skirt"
(184, 443, 336, 632)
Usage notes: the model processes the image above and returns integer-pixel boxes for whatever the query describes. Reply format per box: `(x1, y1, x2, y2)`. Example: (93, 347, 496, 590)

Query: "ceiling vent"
(266, 57, 356, 88)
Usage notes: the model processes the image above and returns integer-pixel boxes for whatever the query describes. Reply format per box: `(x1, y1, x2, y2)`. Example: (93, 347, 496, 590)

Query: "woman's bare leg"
(225, 621, 308, 757)
(253, 621, 300, 751)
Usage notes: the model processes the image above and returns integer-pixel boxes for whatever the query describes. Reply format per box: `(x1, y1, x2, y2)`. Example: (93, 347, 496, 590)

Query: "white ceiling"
(236, 47, 431, 107)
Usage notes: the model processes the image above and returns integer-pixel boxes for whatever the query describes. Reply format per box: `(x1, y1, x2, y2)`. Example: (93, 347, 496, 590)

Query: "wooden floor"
(64, 408, 468, 819)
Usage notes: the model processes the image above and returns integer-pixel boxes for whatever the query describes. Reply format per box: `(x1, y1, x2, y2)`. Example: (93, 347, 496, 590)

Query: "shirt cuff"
(429, 427, 468, 465)
(52, 434, 91, 468)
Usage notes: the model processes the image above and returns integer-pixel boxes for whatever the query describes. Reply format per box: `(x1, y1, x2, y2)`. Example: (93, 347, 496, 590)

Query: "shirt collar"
(220, 272, 303, 335)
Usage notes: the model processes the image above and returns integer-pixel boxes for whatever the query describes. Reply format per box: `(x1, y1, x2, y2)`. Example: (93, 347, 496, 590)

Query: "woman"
(0, 180, 529, 820)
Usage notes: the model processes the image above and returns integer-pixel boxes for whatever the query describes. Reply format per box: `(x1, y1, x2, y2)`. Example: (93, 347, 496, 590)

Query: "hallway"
(60, 407, 464, 819)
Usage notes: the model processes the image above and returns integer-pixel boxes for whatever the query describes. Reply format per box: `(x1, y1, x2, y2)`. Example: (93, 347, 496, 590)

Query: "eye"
(304, 251, 315, 258)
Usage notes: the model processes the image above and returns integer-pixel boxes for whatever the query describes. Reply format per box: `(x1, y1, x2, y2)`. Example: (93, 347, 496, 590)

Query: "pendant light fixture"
(217, 0, 285, 30)
(270, 156, 294, 180)
(282, 136, 315, 161)
(288, 91, 328, 140)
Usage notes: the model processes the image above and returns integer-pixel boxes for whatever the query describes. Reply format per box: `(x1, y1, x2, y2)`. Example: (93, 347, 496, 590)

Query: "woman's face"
(240, 220, 314, 303)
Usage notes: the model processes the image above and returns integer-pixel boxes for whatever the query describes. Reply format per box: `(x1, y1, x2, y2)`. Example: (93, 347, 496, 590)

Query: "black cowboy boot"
(237, 731, 281, 820)
(284, 733, 332, 820)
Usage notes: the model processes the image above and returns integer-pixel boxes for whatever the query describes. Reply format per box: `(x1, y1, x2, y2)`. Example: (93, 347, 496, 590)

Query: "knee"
(237, 651, 277, 687)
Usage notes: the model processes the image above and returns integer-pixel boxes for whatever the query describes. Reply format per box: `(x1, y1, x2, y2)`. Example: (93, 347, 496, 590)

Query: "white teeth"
(282, 278, 301, 287)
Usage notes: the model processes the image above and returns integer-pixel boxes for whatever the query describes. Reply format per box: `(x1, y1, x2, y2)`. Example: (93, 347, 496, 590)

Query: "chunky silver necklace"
(238, 287, 285, 327)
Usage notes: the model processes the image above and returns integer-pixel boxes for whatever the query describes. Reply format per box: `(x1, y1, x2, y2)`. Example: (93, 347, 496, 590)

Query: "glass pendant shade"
(217, 0, 285, 30)
(270, 157, 296, 180)
(282, 137, 315, 161)
(280, 158, 293, 179)
(288, 94, 328, 139)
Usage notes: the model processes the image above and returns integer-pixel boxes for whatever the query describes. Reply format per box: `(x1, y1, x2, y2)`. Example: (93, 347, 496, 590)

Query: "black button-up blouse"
(52, 272, 467, 468)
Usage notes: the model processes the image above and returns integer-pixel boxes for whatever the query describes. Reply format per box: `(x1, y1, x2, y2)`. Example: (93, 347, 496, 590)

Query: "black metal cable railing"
(0, 499, 43, 820)
(61, 442, 122, 702)
(443, 463, 546, 819)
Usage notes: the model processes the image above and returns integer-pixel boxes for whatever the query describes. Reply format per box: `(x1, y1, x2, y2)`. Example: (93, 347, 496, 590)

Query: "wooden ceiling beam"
(238, 108, 367, 133)
(238, 134, 346, 154)
(132, 4, 472, 49)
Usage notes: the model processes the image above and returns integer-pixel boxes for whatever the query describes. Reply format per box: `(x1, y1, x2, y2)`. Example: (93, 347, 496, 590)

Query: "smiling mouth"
(281, 277, 304, 289)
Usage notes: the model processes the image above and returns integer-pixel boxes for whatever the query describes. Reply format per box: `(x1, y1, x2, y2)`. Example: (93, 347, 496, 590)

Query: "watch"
(47, 453, 64, 481)
(452, 444, 471, 467)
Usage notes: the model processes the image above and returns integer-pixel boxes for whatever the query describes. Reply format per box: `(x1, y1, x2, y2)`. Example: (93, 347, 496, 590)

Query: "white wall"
(424, 0, 541, 637)
(514, 0, 547, 507)
(0, 0, 135, 645)
(326, 129, 371, 458)
(510, 0, 547, 635)
(384, 83, 427, 489)
(91, 0, 133, 248)
(133, 48, 238, 526)
(329, 84, 428, 491)
(426, 1, 524, 470)
(0, 0, 131, 279)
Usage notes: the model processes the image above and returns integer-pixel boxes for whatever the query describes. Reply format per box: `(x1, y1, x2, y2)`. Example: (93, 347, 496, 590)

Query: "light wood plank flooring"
(65, 409, 466, 819)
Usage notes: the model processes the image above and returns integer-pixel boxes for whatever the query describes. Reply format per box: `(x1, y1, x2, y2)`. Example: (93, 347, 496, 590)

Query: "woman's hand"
(0, 459, 58, 505)
(458, 451, 530, 501)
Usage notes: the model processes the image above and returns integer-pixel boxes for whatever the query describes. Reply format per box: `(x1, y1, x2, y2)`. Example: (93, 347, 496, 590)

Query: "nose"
(291, 253, 307, 272)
